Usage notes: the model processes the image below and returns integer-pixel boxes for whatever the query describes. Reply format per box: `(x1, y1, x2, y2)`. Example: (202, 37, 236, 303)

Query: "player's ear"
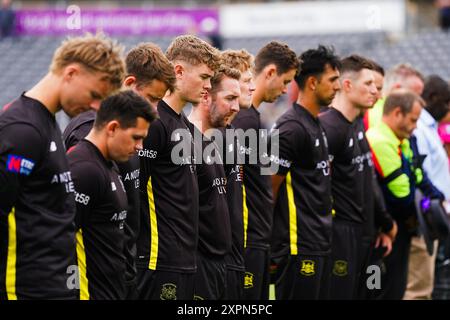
(62, 64, 80, 81)
(174, 63, 184, 79)
(342, 79, 352, 92)
(308, 76, 318, 91)
(106, 120, 120, 136)
(392, 106, 403, 120)
(265, 64, 277, 79)
(123, 75, 137, 88)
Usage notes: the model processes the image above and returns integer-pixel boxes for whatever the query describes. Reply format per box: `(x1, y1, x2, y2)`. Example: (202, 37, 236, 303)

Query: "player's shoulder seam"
(0, 121, 45, 141)
(70, 159, 109, 185)
(276, 118, 307, 132)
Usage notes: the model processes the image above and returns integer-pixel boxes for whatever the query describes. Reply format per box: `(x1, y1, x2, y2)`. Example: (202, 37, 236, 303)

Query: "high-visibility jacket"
(365, 98, 385, 130)
(366, 122, 444, 220)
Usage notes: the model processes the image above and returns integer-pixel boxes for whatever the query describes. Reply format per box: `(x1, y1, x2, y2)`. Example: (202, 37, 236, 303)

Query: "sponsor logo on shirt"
(111, 182, 117, 191)
(123, 169, 140, 189)
(363, 151, 373, 167)
(358, 131, 364, 140)
(138, 149, 157, 159)
(269, 154, 292, 168)
(212, 177, 227, 194)
(74, 191, 90, 206)
(352, 155, 365, 172)
(316, 160, 331, 176)
(49, 141, 57, 152)
(229, 165, 243, 182)
(50, 171, 74, 193)
(110, 210, 127, 229)
(6, 154, 35, 176)
(315, 139, 320, 147)
(349, 138, 354, 148)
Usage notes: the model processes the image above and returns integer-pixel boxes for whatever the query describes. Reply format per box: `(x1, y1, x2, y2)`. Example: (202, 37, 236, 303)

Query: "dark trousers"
(329, 219, 364, 300)
(371, 220, 412, 300)
(224, 268, 244, 300)
(244, 247, 270, 300)
(356, 237, 376, 299)
(136, 269, 195, 300)
(274, 253, 330, 300)
(193, 252, 227, 300)
(124, 280, 138, 300)
(243, 246, 270, 300)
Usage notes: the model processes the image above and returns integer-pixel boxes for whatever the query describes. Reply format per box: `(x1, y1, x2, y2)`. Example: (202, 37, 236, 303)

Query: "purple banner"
(15, 8, 219, 36)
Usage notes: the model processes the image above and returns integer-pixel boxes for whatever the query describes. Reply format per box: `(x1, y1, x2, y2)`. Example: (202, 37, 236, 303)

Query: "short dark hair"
(367, 58, 385, 76)
(126, 43, 176, 92)
(295, 45, 341, 89)
(94, 90, 155, 129)
(254, 41, 299, 76)
(422, 75, 450, 121)
(340, 55, 374, 75)
(383, 89, 425, 116)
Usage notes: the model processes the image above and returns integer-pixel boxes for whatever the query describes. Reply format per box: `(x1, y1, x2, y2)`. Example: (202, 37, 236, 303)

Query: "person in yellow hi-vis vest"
(367, 89, 445, 300)
(365, 63, 424, 130)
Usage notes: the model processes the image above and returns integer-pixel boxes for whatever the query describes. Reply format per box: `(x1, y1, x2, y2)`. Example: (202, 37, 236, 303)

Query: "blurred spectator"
(417, 75, 450, 200)
(438, 122, 450, 162)
(0, 0, 15, 39)
(367, 89, 445, 300)
(366, 63, 424, 129)
(434, 121, 450, 300)
(407, 75, 450, 300)
(208, 32, 223, 50)
(436, 0, 450, 31)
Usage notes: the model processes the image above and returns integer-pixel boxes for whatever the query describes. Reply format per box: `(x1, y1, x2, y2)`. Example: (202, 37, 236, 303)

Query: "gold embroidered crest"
(300, 260, 315, 276)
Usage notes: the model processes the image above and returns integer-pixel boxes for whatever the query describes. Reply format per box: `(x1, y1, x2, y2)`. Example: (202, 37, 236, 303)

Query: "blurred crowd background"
(1, 0, 450, 130)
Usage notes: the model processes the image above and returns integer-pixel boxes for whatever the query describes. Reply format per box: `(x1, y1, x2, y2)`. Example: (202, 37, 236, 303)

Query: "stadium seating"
(1, 29, 450, 109)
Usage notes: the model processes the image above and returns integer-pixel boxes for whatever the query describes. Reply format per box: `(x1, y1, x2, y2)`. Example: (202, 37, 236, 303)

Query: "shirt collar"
(378, 122, 411, 156)
(420, 108, 437, 129)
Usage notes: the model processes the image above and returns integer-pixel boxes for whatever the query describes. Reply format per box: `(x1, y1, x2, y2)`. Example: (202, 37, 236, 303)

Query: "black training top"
(63, 110, 141, 284)
(319, 107, 365, 224)
(355, 116, 393, 239)
(0, 94, 76, 299)
(63, 110, 96, 151)
(137, 100, 199, 272)
(188, 122, 232, 258)
(270, 103, 332, 256)
(231, 106, 273, 249)
(68, 139, 128, 300)
(221, 125, 245, 271)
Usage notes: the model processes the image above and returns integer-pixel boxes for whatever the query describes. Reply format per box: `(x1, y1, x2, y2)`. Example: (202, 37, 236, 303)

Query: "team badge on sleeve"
(6, 154, 35, 176)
